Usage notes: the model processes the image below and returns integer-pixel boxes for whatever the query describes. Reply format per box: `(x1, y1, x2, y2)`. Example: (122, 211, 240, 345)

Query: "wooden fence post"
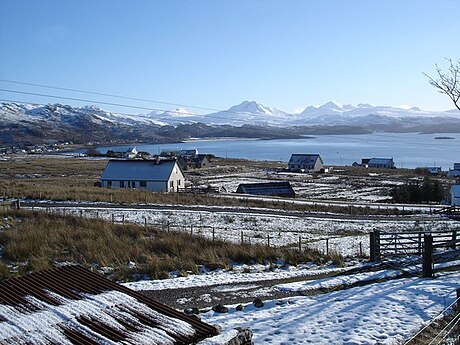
(370, 230, 380, 262)
(190, 225, 193, 235)
(359, 242, 363, 257)
(111, 214, 114, 223)
(298, 236, 302, 251)
(144, 217, 147, 228)
(418, 233, 422, 255)
(326, 238, 329, 256)
(241, 231, 244, 244)
(212, 227, 215, 242)
(456, 288, 460, 311)
(267, 234, 270, 247)
(422, 233, 434, 278)
(122, 215, 125, 224)
(451, 230, 457, 250)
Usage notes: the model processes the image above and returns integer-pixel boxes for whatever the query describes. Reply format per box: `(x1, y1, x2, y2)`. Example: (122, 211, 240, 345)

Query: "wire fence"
(34, 206, 368, 257)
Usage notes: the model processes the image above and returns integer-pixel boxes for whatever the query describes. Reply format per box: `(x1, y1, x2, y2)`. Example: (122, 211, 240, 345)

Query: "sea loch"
(96, 132, 460, 170)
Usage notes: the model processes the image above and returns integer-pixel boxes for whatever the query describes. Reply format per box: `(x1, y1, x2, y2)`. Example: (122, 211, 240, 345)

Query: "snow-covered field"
(121, 260, 460, 344)
(38, 205, 458, 257)
(200, 270, 459, 344)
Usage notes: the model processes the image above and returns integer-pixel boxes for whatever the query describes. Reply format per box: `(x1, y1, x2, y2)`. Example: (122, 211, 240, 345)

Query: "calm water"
(96, 132, 460, 169)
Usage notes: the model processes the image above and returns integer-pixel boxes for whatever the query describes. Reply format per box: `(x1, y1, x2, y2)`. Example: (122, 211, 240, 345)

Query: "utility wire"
(0, 78, 222, 113)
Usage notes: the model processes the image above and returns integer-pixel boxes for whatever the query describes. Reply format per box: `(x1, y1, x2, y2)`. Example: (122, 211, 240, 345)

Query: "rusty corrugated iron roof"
(0, 265, 218, 344)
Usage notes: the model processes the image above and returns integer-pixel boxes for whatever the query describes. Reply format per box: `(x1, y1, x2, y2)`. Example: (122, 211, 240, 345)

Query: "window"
(170, 181, 174, 188)
(107, 180, 112, 187)
(120, 181, 125, 188)
(140, 181, 146, 187)
(177, 179, 181, 186)
(131, 181, 136, 188)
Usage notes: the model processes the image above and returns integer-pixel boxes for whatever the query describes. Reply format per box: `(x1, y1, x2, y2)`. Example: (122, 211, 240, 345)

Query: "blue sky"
(0, 0, 459, 114)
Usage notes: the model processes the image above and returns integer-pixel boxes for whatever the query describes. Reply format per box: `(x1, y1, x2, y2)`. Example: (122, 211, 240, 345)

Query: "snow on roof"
(100, 159, 179, 181)
(288, 154, 322, 166)
(0, 265, 217, 344)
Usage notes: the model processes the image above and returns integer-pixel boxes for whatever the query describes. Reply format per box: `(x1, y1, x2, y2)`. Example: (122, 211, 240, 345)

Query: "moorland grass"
(0, 209, 335, 281)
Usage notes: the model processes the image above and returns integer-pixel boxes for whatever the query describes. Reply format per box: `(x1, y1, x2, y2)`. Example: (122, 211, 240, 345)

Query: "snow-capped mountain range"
(145, 100, 460, 127)
(1, 100, 460, 146)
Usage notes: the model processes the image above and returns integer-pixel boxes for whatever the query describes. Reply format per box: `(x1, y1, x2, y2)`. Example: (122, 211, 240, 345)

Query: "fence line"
(35, 206, 366, 257)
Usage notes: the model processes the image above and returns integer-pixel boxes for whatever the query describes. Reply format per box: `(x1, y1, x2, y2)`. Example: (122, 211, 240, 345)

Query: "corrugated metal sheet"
(0, 265, 218, 344)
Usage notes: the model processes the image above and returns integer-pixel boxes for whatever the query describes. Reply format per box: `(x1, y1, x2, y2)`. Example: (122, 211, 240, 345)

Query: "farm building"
(288, 154, 324, 172)
(0, 265, 220, 344)
(236, 181, 296, 197)
(100, 159, 185, 192)
(451, 185, 460, 206)
(448, 163, 460, 178)
(367, 158, 395, 169)
(178, 154, 211, 171)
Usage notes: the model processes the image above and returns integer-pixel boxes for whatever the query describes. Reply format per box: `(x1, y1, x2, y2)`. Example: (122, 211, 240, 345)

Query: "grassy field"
(0, 155, 423, 215)
(0, 209, 336, 281)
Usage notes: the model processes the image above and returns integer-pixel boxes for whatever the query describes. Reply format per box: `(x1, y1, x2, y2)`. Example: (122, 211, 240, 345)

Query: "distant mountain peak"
(319, 101, 343, 110)
(228, 100, 274, 115)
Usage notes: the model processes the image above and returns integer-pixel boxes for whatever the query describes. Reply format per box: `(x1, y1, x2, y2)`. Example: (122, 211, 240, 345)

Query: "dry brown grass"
(0, 209, 332, 281)
(0, 155, 416, 215)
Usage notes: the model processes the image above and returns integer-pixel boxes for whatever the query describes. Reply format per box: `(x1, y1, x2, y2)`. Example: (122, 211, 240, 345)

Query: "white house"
(100, 159, 185, 192)
(451, 184, 460, 206)
(288, 154, 324, 172)
(124, 147, 138, 159)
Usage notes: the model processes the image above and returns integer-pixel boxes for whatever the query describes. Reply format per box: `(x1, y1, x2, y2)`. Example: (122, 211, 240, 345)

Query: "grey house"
(367, 158, 395, 169)
(288, 154, 324, 172)
(100, 159, 185, 192)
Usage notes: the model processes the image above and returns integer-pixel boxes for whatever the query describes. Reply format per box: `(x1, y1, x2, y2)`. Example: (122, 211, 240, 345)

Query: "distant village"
(96, 146, 460, 207)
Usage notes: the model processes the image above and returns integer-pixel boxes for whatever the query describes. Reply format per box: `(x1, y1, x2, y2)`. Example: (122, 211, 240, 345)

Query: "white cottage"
(100, 159, 185, 192)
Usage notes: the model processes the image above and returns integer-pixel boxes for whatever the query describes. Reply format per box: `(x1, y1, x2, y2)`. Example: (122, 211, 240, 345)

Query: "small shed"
(100, 159, 185, 192)
(288, 154, 324, 172)
(368, 158, 395, 169)
(451, 184, 460, 206)
(0, 265, 219, 344)
(236, 181, 296, 197)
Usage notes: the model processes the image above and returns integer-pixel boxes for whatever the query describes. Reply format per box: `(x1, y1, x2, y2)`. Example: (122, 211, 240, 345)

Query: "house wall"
(166, 163, 185, 192)
(314, 159, 324, 172)
(101, 179, 168, 192)
(452, 187, 460, 206)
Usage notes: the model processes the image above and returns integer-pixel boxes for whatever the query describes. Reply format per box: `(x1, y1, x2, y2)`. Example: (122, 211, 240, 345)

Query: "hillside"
(1, 101, 460, 147)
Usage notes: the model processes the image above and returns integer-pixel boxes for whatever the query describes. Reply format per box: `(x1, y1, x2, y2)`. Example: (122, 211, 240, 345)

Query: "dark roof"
(288, 154, 323, 167)
(236, 181, 295, 197)
(368, 158, 394, 165)
(0, 265, 217, 344)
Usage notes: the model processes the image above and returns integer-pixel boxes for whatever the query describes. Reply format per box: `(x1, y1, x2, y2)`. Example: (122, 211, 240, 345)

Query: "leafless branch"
(423, 58, 460, 111)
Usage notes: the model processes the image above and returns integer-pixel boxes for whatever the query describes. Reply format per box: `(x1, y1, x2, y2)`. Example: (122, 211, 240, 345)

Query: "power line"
(0, 88, 291, 125)
(0, 78, 222, 113)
